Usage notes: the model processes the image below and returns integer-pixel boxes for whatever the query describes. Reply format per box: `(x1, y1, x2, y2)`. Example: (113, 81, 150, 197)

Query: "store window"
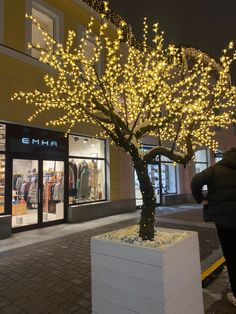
(161, 156, 177, 194)
(195, 149, 208, 173)
(69, 135, 106, 204)
(78, 24, 103, 75)
(214, 150, 223, 163)
(134, 145, 177, 207)
(0, 123, 6, 214)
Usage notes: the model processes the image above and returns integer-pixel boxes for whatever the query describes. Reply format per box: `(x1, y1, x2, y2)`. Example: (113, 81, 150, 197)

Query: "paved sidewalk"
(0, 207, 235, 313)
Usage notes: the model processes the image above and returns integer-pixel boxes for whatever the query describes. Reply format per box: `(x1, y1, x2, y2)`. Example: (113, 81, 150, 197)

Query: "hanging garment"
(43, 182, 50, 212)
(69, 160, 77, 196)
(48, 199, 56, 213)
(88, 160, 98, 188)
(28, 182, 38, 204)
(48, 182, 56, 213)
(13, 175, 18, 190)
(20, 182, 26, 194)
(78, 161, 89, 198)
(53, 182, 64, 202)
(15, 176, 24, 192)
(24, 181, 32, 201)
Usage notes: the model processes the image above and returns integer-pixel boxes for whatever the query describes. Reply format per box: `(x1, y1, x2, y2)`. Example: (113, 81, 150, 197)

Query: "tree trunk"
(133, 156, 156, 240)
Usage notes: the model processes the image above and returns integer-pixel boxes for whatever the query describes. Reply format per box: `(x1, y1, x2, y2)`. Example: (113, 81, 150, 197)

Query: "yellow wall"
(110, 145, 135, 201)
(3, 0, 116, 52)
(0, 0, 134, 203)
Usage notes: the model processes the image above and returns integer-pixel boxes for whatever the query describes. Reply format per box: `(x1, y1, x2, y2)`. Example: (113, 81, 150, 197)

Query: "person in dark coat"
(191, 147, 236, 307)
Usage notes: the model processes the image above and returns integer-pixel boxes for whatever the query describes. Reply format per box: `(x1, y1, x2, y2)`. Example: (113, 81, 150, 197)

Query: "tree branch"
(143, 132, 194, 165)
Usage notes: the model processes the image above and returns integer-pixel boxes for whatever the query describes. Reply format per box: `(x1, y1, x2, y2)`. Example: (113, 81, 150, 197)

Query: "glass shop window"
(195, 149, 208, 173)
(69, 135, 106, 204)
(161, 156, 177, 194)
(69, 135, 105, 158)
(214, 150, 223, 163)
(31, 6, 54, 59)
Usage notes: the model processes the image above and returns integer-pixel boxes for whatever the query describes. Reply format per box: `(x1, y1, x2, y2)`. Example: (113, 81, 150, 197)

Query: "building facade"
(134, 126, 236, 208)
(0, 0, 235, 237)
(0, 0, 136, 235)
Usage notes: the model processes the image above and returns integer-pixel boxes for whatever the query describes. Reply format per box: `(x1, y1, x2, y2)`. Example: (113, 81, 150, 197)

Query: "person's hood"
(218, 150, 236, 168)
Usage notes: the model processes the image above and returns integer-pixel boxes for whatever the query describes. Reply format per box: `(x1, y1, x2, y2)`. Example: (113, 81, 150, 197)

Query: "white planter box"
(91, 227, 204, 314)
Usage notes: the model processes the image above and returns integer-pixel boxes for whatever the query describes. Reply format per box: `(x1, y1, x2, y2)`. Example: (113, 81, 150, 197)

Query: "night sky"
(109, 0, 236, 81)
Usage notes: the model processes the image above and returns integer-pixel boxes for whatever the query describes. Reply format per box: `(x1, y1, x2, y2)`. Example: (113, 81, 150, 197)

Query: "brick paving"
(0, 210, 235, 313)
(0, 219, 136, 314)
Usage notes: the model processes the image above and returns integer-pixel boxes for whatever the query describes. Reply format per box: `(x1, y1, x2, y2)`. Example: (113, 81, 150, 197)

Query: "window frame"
(68, 134, 107, 205)
(25, 0, 63, 58)
(134, 144, 178, 207)
(77, 23, 104, 77)
(194, 148, 209, 173)
(160, 156, 178, 195)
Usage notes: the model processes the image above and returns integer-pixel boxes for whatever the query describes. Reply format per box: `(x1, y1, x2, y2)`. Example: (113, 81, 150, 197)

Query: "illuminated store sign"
(7, 124, 67, 156)
(21, 137, 58, 147)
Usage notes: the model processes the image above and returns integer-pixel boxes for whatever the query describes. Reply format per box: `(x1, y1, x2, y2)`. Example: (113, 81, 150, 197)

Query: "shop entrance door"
(11, 158, 65, 229)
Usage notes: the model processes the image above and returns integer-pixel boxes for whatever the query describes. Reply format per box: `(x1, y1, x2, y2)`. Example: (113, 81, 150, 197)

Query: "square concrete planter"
(91, 226, 204, 314)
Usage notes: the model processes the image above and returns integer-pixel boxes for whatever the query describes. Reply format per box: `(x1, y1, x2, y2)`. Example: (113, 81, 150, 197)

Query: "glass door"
(134, 163, 161, 207)
(12, 159, 65, 229)
(12, 159, 38, 228)
(42, 160, 64, 223)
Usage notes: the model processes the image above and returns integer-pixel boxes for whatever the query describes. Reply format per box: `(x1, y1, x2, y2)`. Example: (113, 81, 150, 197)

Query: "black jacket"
(191, 150, 236, 228)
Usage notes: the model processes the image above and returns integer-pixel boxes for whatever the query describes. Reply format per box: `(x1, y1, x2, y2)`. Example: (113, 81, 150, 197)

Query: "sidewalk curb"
(202, 256, 225, 286)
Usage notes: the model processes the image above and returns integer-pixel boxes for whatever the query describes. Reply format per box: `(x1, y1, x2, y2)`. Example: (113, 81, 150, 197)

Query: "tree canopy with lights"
(13, 5, 236, 240)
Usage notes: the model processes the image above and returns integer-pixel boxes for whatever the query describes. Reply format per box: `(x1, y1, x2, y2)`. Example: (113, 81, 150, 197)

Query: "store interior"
(69, 135, 106, 204)
(12, 159, 64, 228)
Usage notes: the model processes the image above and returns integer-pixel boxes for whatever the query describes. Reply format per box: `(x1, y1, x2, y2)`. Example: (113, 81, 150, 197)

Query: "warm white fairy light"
(12, 8, 236, 239)
(13, 14, 236, 159)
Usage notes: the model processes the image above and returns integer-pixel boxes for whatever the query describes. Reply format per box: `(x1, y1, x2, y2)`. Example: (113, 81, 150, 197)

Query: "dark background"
(109, 0, 236, 81)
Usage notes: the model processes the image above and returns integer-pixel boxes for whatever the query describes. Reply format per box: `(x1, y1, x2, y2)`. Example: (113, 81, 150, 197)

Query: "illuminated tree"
(13, 9, 236, 240)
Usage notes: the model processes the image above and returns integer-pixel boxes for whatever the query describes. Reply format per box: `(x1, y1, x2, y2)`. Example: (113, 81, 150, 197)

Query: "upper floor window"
(194, 149, 208, 173)
(78, 24, 103, 76)
(31, 7, 54, 58)
(27, 1, 62, 59)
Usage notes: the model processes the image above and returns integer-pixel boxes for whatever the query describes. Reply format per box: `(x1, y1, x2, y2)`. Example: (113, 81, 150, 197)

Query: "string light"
(12, 5, 236, 239)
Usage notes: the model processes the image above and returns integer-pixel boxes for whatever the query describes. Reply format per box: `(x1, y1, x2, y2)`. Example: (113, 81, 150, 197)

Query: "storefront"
(68, 134, 107, 205)
(0, 122, 108, 232)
